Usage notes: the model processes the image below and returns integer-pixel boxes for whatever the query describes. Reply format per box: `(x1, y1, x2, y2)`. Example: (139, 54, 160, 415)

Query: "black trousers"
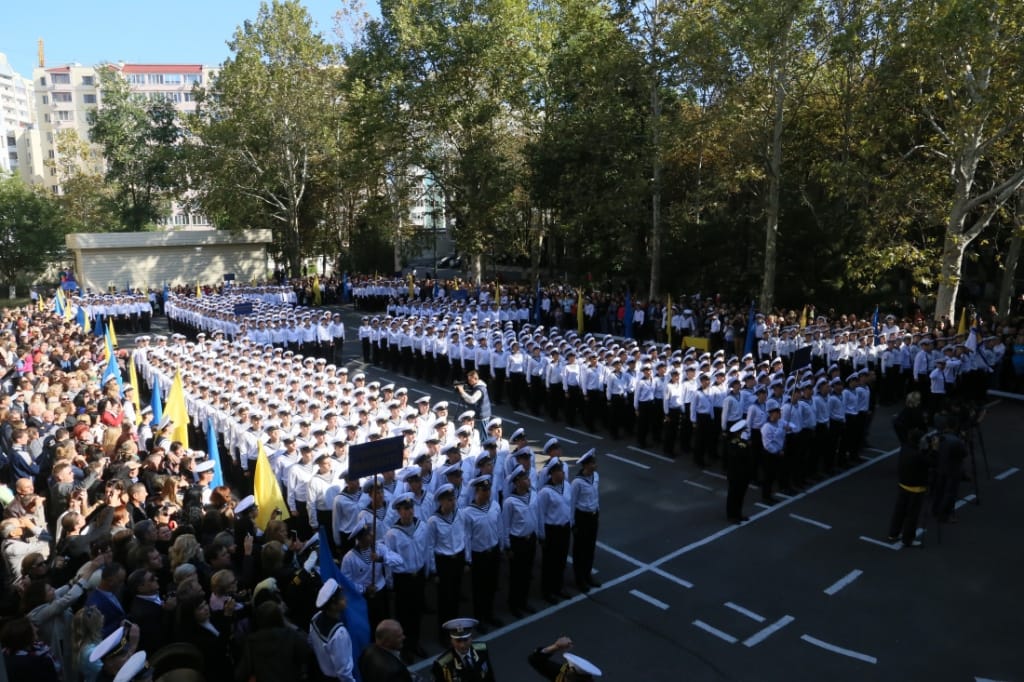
(694, 414, 715, 466)
(491, 367, 507, 404)
(530, 376, 546, 414)
(434, 552, 464, 637)
(635, 400, 657, 448)
(507, 534, 536, 610)
(584, 389, 605, 431)
(470, 546, 500, 622)
(541, 523, 571, 597)
(565, 386, 583, 427)
(663, 408, 681, 456)
(888, 487, 925, 544)
(509, 373, 527, 409)
(572, 510, 598, 587)
(393, 570, 426, 651)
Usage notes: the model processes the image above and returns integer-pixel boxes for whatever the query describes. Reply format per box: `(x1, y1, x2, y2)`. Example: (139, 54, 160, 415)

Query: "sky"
(0, 0, 368, 77)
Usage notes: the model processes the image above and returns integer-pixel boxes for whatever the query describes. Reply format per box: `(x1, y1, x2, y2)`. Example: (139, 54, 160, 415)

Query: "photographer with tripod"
(455, 370, 492, 426)
(931, 413, 969, 524)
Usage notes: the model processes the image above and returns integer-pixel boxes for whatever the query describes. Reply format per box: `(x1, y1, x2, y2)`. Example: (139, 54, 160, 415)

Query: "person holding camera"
(455, 370, 491, 425)
(887, 428, 931, 547)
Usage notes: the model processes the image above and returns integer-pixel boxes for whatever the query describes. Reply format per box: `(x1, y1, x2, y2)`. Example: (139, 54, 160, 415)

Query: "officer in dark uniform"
(431, 618, 496, 682)
(724, 420, 754, 524)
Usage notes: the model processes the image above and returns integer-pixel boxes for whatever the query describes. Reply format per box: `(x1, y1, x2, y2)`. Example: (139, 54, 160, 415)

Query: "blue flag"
(150, 381, 163, 427)
(207, 417, 224, 488)
(318, 527, 370, 680)
(342, 273, 350, 303)
(533, 279, 542, 324)
(94, 314, 105, 337)
(743, 301, 757, 356)
(432, 280, 439, 299)
(624, 289, 634, 339)
(872, 303, 880, 346)
(101, 350, 123, 394)
(75, 306, 86, 330)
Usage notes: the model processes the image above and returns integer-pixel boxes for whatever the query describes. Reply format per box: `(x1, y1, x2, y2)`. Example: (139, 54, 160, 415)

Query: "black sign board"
(792, 346, 812, 371)
(223, 273, 236, 281)
(348, 437, 405, 479)
(233, 302, 255, 316)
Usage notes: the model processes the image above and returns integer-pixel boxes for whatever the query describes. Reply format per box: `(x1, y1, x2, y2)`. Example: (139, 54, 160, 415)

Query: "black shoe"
(508, 608, 524, 618)
(543, 594, 558, 605)
(587, 578, 602, 588)
(886, 535, 898, 542)
(523, 604, 538, 614)
(576, 582, 591, 593)
(556, 591, 572, 599)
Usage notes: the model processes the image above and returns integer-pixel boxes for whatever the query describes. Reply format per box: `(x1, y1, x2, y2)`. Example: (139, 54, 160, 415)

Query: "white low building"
(65, 230, 272, 292)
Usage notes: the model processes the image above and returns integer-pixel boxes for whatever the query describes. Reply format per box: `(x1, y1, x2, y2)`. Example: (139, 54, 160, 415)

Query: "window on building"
(48, 150, 55, 159)
(56, 110, 73, 121)
(183, 73, 201, 84)
(44, 113, 50, 123)
(8, 152, 17, 162)
(50, 167, 57, 176)
(39, 76, 47, 86)
(183, 92, 194, 103)
(167, 92, 182, 103)
(83, 94, 97, 104)
(164, 73, 182, 84)
(52, 73, 71, 85)
(148, 73, 164, 85)
(52, 92, 72, 103)
(82, 75, 95, 86)
(127, 73, 146, 85)
(46, 133, 53, 143)
(42, 94, 48, 105)
(51, 185, 60, 194)
(5, 136, 14, 147)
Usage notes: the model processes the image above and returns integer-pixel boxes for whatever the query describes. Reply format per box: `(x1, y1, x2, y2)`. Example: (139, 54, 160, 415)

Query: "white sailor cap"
(316, 578, 342, 608)
(578, 449, 596, 466)
(89, 625, 130, 663)
(543, 437, 560, 453)
(506, 464, 529, 488)
(235, 495, 256, 514)
(433, 401, 449, 411)
(543, 457, 564, 479)
(730, 419, 748, 434)
(486, 417, 502, 430)
(398, 465, 422, 482)
(390, 492, 416, 509)
(112, 651, 148, 682)
(510, 427, 526, 441)
(434, 483, 456, 500)
(442, 618, 479, 639)
(469, 474, 492, 488)
(564, 653, 602, 677)
(195, 460, 216, 474)
(458, 410, 475, 421)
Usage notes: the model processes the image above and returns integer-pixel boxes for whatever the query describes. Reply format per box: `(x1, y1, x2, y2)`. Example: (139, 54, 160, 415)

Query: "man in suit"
(358, 619, 413, 682)
(126, 568, 172, 655)
(85, 562, 127, 637)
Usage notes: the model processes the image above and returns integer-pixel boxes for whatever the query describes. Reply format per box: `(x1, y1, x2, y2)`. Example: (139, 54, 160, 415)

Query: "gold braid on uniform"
(555, 663, 570, 682)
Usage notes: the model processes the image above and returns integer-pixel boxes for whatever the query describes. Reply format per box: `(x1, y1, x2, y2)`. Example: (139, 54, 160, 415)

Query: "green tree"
(47, 129, 120, 233)
(88, 68, 180, 231)
(0, 176, 66, 287)
(189, 0, 339, 277)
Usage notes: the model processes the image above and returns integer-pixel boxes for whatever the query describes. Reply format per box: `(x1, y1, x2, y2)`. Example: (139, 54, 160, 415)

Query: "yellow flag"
(254, 440, 290, 529)
(956, 307, 967, 335)
(494, 282, 500, 305)
(164, 370, 190, 448)
(128, 358, 143, 426)
(83, 309, 92, 335)
(799, 305, 808, 330)
(577, 289, 585, 334)
(196, 283, 202, 299)
(312, 275, 322, 306)
(37, 296, 44, 312)
(107, 317, 118, 348)
(666, 294, 672, 346)
(407, 273, 415, 298)
(63, 294, 74, 321)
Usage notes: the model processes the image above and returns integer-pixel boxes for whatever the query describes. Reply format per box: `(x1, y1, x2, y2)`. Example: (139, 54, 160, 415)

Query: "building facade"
(0, 52, 43, 184)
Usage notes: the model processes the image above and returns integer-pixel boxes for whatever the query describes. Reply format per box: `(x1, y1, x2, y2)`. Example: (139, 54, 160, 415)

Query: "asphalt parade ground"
(151, 308, 1024, 681)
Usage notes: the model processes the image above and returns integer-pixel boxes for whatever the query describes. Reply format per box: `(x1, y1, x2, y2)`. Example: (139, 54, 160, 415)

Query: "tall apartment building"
(0, 52, 43, 183)
(32, 58, 217, 229)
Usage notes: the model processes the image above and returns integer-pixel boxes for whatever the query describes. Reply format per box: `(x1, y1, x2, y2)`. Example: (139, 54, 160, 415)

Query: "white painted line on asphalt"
(975, 677, 1010, 682)
(754, 502, 772, 510)
(435, 387, 456, 395)
(684, 480, 714, 492)
(983, 399, 1002, 409)
(864, 447, 887, 454)
(857, 454, 872, 461)
(604, 453, 651, 470)
(859, 536, 901, 551)
(627, 446, 675, 463)
(546, 432, 579, 445)
(742, 615, 795, 647)
(692, 620, 738, 644)
(800, 634, 877, 664)
(789, 513, 832, 530)
(702, 469, 728, 480)
(566, 427, 602, 439)
(994, 467, 1020, 481)
(775, 492, 793, 499)
(596, 541, 693, 588)
(514, 411, 545, 422)
(630, 589, 670, 610)
(950, 491, 974, 507)
(986, 389, 1020, 401)
(501, 417, 520, 425)
(724, 601, 766, 623)
(409, 388, 431, 396)
(564, 557, 599, 573)
(824, 569, 863, 596)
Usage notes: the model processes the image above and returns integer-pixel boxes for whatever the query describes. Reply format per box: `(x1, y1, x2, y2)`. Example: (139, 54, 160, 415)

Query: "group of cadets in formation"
(146, 291, 603, 677)
(151, 284, 1001, 678)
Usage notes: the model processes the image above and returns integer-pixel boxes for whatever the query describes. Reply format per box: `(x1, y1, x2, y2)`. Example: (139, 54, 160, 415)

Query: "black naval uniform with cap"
(725, 420, 754, 522)
(432, 619, 496, 682)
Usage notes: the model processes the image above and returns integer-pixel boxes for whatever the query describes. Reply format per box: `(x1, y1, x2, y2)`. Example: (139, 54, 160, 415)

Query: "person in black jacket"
(126, 568, 173, 654)
(887, 428, 932, 546)
(527, 636, 603, 680)
(234, 600, 310, 682)
(359, 619, 412, 682)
